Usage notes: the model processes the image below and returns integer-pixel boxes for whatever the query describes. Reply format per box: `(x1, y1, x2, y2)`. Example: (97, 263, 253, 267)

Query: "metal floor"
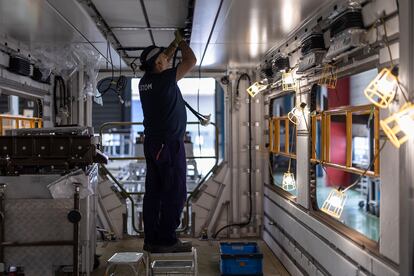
(92, 238, 290, 275)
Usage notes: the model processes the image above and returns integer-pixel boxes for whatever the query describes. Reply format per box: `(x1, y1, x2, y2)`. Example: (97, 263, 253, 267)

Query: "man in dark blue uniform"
(139, 31, 196, 253)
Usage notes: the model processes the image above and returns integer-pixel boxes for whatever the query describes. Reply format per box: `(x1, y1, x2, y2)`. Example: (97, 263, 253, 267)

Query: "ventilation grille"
(330, 10, 364, 38)
(8, 55, 31, 77)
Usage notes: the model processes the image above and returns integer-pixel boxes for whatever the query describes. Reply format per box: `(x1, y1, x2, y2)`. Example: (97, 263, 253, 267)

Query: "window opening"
(312, 70, 383, 242)
(269, 93, 297, 197)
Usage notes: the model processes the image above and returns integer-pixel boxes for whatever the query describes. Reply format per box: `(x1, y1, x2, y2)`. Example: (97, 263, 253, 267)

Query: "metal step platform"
(145, 247, 198, 276)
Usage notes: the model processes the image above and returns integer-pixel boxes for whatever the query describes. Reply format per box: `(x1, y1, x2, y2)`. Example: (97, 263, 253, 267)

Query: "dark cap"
(140, 45, 165, 71)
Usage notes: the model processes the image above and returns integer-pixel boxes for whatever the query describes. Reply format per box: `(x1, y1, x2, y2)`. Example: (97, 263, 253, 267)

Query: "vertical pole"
(374, 108, 380, 175)
(346, 111, 352, 167)
(73, 185, 80, 276)
(399, 0, 414, 274)
(285, 119, 289, 154)
(78, 70, 84, 127)
(0, 184, 6, 265)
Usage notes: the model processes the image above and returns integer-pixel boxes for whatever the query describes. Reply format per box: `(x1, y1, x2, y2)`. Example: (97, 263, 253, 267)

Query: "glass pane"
(280, 121, 286, 153)
(289, 122, 296, 154)
(352, 113, 374, 171)
(329, 114, 347, 166)
(316, 165, 380, 241)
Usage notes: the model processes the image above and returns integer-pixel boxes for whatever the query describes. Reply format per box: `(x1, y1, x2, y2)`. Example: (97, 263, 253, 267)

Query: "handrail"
(99, 163, 143, 234)
(98, 121, 220, 234)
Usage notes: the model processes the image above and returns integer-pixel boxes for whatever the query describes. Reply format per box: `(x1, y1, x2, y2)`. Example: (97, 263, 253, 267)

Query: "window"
(269, 93, 297, 197)
(312, 69, 381, 242)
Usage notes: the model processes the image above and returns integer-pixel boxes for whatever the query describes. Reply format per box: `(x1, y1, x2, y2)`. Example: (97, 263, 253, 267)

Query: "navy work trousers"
(143, 138, 187, 246)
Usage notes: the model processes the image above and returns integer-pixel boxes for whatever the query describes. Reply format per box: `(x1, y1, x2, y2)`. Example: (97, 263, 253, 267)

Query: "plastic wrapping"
(47, 169, 94, 199)
(32, 43, 104, 105)
(71, 44, 103, 104)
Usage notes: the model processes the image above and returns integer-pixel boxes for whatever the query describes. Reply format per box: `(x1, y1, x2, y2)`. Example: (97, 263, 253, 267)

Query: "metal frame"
(311, 104, 380, 177)
(398, 0, 414, 274)
(0, 183, 81, 275)
(270, 116, 296, 159)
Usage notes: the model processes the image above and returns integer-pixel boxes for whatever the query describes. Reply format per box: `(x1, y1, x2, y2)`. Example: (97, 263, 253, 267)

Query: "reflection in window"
(316, 166, 380, 241)
(313, 69, 380, 241)
(270, 93, 297, 197)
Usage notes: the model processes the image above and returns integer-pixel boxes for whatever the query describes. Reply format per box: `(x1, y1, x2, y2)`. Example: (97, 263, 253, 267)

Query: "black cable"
(97, 41, 115, 98)
(213, 73, 252, 239)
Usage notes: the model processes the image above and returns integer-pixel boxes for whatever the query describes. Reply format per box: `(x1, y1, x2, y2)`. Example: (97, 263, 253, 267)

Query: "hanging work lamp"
(380, 102, 414, 148)
(364, 68, 398, 108)
(321, 188, 347, 219)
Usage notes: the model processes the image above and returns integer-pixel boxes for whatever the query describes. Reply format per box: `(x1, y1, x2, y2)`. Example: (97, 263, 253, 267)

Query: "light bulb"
(288, 107, 300, 125)
(380, 103, 414, 148)
(321, 189, 347, 219)
(328, 193, 343, 208)
(246, 81, 269, 97)
(282, 71, 297, 91)
(282, 171, 296, 191)
(364, 68, 398, 108)
(396, 106, 414, 137)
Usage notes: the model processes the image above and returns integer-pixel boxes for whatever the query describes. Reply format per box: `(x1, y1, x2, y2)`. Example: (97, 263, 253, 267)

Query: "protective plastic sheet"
(47, 169, 94, 199)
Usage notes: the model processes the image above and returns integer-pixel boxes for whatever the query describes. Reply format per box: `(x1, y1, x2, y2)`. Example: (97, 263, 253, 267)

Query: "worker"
(138, 30, 197, 253)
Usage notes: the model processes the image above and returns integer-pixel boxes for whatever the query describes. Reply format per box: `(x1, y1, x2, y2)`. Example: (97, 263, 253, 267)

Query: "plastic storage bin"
(220, 242, 263, 276)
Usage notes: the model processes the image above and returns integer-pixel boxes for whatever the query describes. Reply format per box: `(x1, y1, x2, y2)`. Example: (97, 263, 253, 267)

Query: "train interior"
(0, 0, 413, 275)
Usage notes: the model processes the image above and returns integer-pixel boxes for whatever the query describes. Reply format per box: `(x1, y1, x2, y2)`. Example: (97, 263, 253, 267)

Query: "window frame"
(268, 94, 298, 200)
(310, 102, 382, 247)
(311, 104, 380, 177)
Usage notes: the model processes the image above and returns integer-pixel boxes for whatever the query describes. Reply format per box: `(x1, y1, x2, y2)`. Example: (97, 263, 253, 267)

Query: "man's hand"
(174, 29, 184, 46)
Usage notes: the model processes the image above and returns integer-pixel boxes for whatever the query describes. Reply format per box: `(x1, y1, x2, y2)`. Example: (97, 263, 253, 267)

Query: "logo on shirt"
(139, 83, 152, 92)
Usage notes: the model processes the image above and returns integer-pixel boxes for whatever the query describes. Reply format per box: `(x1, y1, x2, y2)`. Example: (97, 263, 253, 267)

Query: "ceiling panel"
(91, 0, 146, 27)
(144, 0, 189, 28)
(191, 0, 329, 69)
(153, 31, 175, 47)
(0, 0, 84, 45)
(113, 30, 152, 47)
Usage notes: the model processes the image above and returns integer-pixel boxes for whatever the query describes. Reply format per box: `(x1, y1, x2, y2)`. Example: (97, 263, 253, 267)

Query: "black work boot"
(150, 239, 192, 253)
(143, 243, 159, 253)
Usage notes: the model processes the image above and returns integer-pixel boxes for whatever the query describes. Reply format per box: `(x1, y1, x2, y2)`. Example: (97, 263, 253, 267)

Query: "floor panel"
(92, 237, 290, 275)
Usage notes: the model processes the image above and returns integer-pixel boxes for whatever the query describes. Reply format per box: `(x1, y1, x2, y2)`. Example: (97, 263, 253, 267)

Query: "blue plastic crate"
(220, 242, 263, 276)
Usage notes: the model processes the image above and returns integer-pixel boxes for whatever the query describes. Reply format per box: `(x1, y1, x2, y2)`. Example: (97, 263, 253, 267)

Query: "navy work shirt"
(139, 67, 187, 140)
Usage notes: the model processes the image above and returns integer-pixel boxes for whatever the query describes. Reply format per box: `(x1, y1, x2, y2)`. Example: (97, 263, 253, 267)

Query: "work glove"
(174, 29, 185, 46)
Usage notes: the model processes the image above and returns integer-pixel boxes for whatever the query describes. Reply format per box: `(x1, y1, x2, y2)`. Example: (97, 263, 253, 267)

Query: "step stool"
(144, 247, 198, 276)
(105, 252, 145, 276)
